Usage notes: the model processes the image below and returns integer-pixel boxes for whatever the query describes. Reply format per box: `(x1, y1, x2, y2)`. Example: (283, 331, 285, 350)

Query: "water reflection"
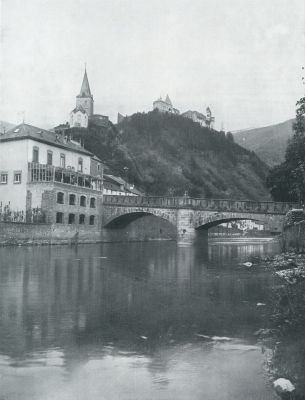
(0, 241, 278, 399)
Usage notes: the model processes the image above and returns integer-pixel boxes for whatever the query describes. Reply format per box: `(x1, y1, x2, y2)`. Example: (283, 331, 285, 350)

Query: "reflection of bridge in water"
(102, 196, 298, 244)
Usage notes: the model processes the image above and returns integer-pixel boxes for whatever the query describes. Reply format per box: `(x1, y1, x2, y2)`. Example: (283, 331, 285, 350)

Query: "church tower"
(76, 69, 94, 116)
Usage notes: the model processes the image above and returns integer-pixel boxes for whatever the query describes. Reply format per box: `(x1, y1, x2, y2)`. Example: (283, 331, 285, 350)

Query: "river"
(0, 240, 280, 400)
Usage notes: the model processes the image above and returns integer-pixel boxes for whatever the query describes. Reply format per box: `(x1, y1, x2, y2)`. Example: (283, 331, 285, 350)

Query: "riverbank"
(247, 252, 305, 399)
(209, 236, 276, 244)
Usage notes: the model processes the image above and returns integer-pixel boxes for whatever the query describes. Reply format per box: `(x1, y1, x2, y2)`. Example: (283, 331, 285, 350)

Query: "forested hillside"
(233, 119, 294, 166)
(70, 111, 271, 200)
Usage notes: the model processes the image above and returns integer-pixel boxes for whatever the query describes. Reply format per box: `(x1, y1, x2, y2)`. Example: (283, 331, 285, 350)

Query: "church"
(70, 69, 108, 128)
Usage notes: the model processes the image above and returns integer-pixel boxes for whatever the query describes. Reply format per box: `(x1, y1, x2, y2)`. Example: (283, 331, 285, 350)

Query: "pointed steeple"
(74, 67, 94, 118)
(78, 69, 92, 98)
(165, 94, 172, 106)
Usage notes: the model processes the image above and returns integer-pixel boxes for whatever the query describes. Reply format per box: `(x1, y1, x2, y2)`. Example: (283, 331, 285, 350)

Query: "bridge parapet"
(102, 195, 298, 215)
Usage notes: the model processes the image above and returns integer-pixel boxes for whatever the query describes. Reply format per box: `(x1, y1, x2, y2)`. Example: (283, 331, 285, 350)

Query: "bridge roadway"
(102, 195, 299, 244)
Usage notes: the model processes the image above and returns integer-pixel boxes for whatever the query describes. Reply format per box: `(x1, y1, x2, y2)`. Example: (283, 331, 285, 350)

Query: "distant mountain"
(233, 119, 294, 166)
(70, 111, 271, 201)
(0, 121, 16, 133)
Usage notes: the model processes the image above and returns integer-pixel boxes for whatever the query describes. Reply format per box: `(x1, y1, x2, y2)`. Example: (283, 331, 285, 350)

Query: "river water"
(0, 240, 280, 400)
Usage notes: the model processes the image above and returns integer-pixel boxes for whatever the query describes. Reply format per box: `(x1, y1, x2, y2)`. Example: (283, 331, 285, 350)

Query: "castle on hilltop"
(70, 69, 109, 129)
(182, 107, 215, 129)
(152, 95, 215, 129)
(153, 95, 180, 115)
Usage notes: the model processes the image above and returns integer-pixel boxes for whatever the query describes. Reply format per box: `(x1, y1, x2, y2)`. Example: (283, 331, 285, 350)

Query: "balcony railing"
(28, 162, 103, 191)
(0, 202, 46, 223)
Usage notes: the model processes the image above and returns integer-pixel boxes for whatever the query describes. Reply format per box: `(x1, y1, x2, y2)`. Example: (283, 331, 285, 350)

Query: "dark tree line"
(267, 97, 305, 203)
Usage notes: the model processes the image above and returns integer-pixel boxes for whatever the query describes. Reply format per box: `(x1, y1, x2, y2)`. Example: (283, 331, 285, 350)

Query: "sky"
(0, 0, 305, 131)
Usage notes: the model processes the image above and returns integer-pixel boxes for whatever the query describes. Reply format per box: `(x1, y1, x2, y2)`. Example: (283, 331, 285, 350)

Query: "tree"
(267, 97, 305, 203)
(226, 132, 234, 142)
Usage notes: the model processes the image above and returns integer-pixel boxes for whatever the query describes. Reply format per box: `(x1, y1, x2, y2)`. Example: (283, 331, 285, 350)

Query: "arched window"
(57, 192, 64, 204)
(56, 212, 64, 223)
(80, 195, 86, 207)
(79, 214, 85, 224)
(69, 194, 76, 205)
(32, 146, 39, 163)
(89, 215, 95, 225)
(90, 197, 96, 208)
(68, 213, 75, 224)
(78, 157, 83, 173)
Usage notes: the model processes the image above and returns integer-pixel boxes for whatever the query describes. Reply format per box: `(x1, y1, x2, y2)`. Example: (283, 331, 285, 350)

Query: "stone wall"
(282, 222, 305, 252)
(0, 214, 177, 246)
(0, 221, 102, 245)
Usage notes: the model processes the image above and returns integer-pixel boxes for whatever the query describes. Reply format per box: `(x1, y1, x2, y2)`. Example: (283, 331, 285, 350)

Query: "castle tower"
(76, 69, 94, 117)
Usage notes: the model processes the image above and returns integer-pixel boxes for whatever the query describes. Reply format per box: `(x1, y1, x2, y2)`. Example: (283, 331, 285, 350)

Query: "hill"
(69, 111, 271, 200)
(233, 119, 294, 166)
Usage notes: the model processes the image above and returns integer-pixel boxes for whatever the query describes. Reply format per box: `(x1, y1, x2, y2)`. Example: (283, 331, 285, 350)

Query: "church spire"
(78, 68, 92, 98)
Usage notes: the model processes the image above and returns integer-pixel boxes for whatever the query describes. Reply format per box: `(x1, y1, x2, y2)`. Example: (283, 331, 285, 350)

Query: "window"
(97, 164, 101, 172)
(89, 215, 95, 225)
(14, 171, 22, 184)
(69, 194, 76, 205)
(80, 195, 86, 207)
(56, 212, 64, 223)
(79, 214, 85, 224)
(0, 173, 8, 184)
(32, 146, 39, 163)
(68, 213, 75, 224)
(78, 157, 83, 172)
(90, 197, 96, 208)
(57, 192, 64, 204)
(60, 154, 66, 168)
(47, 150, 53, 166)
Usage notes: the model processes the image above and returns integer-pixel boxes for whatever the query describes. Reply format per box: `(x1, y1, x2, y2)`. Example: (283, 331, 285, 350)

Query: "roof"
(71, 105, 87, 114)
(165, 95, 172, 106)
(91, 154, 103, 163)
(182, 110, 206, 120)
(77, 69, 92, 98)
(104, 174, 126, 185)
(1, 123, 93, 156)
(90, 114, 109, 120)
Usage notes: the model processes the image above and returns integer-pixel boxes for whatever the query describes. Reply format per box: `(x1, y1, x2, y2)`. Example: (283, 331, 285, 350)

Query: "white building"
(181, 110, 206, 127)
(0, 123, 103, 223)
(153, 95, 180, 114)
(182, 107, 215, 129)
(70, 105, 89, 128)
(0, 122, 140, 224)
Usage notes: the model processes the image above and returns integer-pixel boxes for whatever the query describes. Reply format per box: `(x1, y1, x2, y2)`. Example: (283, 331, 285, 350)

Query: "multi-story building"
(153, 95, 180, 114)
(0, 123, 104, 228)
(182, 107, 215, 129)
(181, 110, 206, 127)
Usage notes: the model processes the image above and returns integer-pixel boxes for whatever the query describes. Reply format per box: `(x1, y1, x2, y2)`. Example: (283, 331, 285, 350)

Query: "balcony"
(28, 162, 103, 191)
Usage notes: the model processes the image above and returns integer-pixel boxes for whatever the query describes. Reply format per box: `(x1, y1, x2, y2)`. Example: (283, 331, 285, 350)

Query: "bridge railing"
(102, 195, 299, 215)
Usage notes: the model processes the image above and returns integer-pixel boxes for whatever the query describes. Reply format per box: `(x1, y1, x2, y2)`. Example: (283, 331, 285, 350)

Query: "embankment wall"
(0, 215, 177, 246)
(282, 221, 305, 252)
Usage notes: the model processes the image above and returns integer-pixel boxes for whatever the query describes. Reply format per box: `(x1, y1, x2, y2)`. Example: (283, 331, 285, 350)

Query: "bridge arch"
(103, 210, 177, 229)
(194, 212, 266, 230)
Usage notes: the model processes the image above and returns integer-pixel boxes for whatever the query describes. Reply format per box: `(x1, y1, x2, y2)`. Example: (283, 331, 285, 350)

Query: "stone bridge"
(102, 195, 298, 244)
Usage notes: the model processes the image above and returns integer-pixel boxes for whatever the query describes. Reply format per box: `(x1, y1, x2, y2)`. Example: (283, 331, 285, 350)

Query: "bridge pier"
(176, 209, 196, 245)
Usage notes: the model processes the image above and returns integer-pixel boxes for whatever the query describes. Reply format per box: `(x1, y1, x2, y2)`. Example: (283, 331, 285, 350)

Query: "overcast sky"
(0, 0, 304, 131)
